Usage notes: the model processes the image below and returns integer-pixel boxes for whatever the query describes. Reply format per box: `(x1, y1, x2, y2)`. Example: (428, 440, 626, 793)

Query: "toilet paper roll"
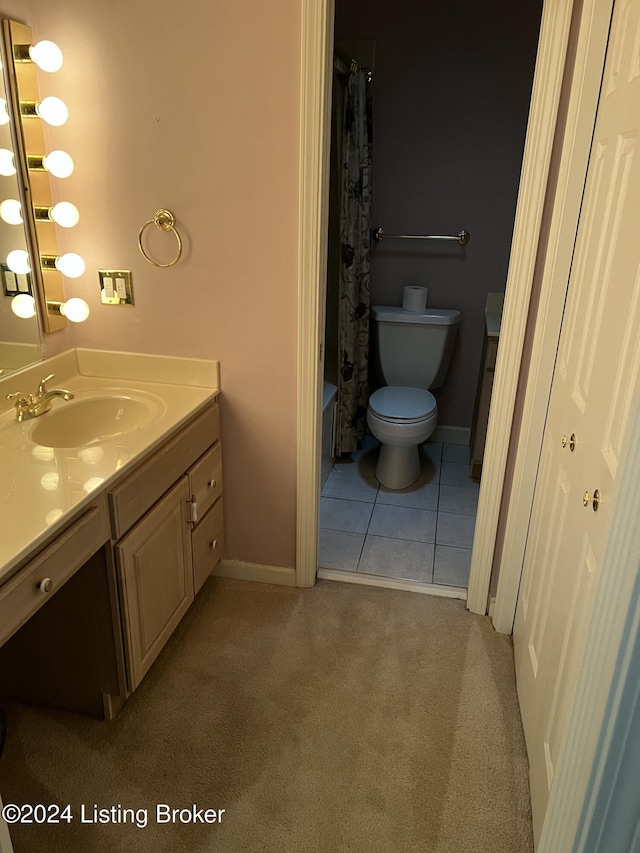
(402, 286, 428, 312)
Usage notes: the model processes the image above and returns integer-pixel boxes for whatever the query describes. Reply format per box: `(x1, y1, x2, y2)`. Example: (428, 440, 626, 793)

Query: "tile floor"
(319, 437, 479, 587)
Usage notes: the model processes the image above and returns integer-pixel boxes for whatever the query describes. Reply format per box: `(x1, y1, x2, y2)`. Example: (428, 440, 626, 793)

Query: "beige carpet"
(0, 578, 533, 852)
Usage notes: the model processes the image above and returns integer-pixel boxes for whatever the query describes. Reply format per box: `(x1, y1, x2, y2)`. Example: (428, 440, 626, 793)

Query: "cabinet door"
(116, 477, 194, 691)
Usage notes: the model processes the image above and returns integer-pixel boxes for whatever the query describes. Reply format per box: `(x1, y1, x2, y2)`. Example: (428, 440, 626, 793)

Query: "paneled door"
(513, 0, 640, 841)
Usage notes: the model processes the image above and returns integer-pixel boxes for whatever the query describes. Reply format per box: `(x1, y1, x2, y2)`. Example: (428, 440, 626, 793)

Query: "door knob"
(562, 433, 576, 451)
(582, 489, 600, 511)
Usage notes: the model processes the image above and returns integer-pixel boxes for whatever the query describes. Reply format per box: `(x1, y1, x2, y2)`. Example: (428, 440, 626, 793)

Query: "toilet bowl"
(367, 386, 437, 489)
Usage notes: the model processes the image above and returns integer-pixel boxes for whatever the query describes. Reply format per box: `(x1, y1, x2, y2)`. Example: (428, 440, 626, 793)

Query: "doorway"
(315, 0, 542, 593)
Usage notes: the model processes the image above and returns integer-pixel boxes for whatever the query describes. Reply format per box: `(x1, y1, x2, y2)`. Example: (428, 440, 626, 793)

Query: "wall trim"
(492, 0, 614, 633)
(296, 0, 334, 589)
(466, 0, 577, 615)
(317, 569, 467, 600)
(431, 425, 471, 446)
(214, 560, 296, 587)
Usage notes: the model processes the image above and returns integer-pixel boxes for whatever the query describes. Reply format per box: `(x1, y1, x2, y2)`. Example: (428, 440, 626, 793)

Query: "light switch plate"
(99, 269, 134, 306)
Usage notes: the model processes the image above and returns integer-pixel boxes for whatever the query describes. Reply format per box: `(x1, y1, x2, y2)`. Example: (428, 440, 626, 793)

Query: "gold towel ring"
(138, 208, 183, 268)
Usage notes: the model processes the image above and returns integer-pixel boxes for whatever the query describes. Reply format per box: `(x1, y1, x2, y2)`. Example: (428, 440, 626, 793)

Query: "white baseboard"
(213, 559, 297, 587)
(431, 425, 471, 446)
(317, 568, 467, 600)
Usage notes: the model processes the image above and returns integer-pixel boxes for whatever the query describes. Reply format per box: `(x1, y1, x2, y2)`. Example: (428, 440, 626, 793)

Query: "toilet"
(367, 305, 461, 489)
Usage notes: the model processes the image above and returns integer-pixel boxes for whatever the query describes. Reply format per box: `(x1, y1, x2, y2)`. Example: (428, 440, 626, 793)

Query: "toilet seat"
(368, 387, 436, 423)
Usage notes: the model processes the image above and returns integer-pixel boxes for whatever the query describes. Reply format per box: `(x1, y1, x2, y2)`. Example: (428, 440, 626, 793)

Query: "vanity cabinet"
(470, 334, 498, 481)
(109, 398, 223, 692)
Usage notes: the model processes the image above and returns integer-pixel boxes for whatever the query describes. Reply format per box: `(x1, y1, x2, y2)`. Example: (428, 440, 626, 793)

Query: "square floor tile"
(358, 535, 434, 582)
(367, 504, 436, 543)
(440, 461, 476, 488)
(438, 484, 480, 516)
(436, 512, 476, 549)
(321, 468, 379, 503)
(318, 529, 365, 571)
(320, 497, 373, 533)
(443, 443, 471, 464)
(434, 545, 472, 587)
(422, 441, 443, 467)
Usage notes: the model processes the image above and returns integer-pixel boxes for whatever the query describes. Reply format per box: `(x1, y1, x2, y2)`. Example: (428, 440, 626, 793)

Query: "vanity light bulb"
(50, 201, 79, 228)
(0, 199, 23, 225)
(42, 149, 74, 178)
(55, 253, 85, 278)
(0, 149, 16, 176)
(29, 40, 63, 73)
(10, 294, 36, 319)
(60, 296, 90, 322)
(0, 98, 9, 126)
(7, 249, 31, 274)
(35, 96, 68, 127)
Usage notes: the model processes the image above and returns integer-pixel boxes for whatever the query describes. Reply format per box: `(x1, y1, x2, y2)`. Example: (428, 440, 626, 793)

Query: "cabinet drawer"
(192, 497, 224, 595)
(0, 497, 109, 647)
(189, 441, 222, 521)
(109, 401, 219, 539)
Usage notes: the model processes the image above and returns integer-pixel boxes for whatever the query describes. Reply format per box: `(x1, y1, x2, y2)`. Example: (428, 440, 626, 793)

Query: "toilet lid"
(368, 387, 437, 423)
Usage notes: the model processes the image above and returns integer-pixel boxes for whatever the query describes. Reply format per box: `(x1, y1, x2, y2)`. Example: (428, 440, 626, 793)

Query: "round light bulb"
(0, 99, 9, 126)
(0, 199, 23, 225)
(55, 252, 85, 278)
(60, 296, 89, 322)
(29, 40, 63, 73)
(42, 149, 74, 178)
(50, 201, 79, 228)
(35, 96, 68, 126)
(7, 249, 31, 274)
(11, 294, 36, 318)
(0, 149, 16, 176)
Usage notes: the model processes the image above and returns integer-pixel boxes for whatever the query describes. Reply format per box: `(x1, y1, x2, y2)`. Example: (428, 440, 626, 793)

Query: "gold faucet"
(6, 374, 75, 422)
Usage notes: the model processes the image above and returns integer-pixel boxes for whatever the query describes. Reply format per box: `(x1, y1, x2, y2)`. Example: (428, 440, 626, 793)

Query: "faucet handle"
(38, 374, 55, 396)
(6, 392, 30, 410)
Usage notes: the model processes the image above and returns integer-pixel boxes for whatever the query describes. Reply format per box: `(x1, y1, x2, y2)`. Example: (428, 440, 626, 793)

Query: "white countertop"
(0, 348, 219, 584)
(485, 292, 504, 338)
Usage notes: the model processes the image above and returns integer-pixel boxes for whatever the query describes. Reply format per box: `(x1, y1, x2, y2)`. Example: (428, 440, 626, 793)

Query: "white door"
(513, 0, 640, 842)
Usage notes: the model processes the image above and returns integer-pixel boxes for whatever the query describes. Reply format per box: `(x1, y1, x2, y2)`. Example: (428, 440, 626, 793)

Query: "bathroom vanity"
(0, 349, 222, 718)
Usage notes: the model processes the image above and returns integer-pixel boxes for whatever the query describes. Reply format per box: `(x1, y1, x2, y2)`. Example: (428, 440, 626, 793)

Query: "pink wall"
(335, 0, 542, 428)
(15, 0, 302, 568)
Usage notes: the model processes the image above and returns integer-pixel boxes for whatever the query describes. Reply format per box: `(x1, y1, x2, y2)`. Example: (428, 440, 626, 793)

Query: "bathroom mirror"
(1, 17, 72, 346)
(0, 23, 43, 374)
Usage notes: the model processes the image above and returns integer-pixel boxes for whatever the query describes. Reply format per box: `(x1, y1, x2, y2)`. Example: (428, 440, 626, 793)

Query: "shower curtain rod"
(333, 52, 372, 80)
(372, 227, 470, 246)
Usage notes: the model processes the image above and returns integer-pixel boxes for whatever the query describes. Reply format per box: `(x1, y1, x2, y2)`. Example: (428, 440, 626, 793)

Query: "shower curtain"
(334, 57, 372, 454)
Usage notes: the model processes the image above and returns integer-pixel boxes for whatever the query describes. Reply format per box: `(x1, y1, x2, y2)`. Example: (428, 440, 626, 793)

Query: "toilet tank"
(371, 306, 461, 389)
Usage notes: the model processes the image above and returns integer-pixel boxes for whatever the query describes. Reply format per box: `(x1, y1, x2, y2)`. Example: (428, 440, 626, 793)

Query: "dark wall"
(335, 0, 543, 428)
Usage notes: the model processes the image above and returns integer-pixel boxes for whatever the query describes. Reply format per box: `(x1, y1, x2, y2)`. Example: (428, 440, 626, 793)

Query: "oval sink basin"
(29, 394, 160, 448)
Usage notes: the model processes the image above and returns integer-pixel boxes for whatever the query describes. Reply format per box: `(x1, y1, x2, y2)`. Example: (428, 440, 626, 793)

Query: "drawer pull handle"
(208, 479, 217, 488)
(209, 539, 219, 550)
(37, 578, 53, 594)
